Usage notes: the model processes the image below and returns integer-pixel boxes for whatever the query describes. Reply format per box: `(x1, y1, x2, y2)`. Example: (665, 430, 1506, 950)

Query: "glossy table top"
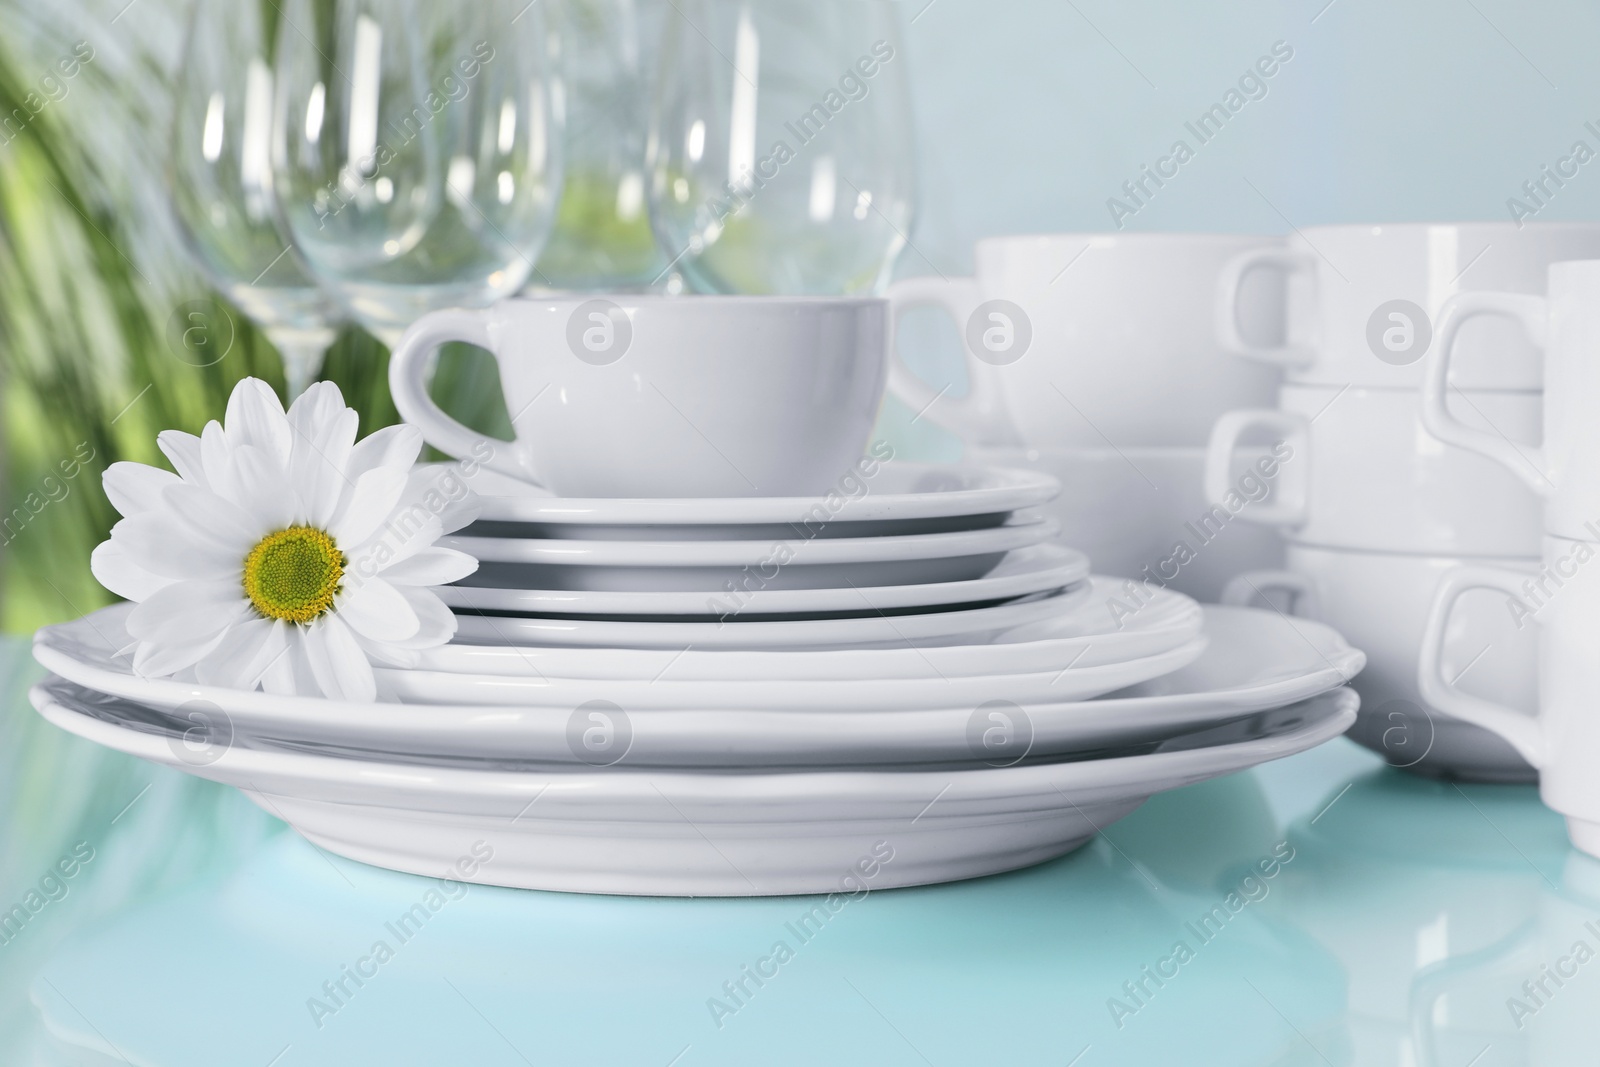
(2, 639, 1596, 1066)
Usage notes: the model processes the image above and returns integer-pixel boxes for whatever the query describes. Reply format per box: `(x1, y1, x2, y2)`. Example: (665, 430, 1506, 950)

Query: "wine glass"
(270, 0, 563, 346)
(647, 0, 916, 295)
(170, 0, 342, 395)
(531, 0, 666, 291)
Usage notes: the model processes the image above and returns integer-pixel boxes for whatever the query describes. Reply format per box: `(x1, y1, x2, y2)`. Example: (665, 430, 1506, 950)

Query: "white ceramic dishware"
(1207, 384, 1542, 555)
(32, 603, 1355, 767)
(442, 460, 1062, 534)
(31, 679, 1357, 895)
(1225, 542, 1538, 782)
(1423, 260, 1600, 541)
(439, 544, 1090, 617)
(390, 296, 888, 497)
(967, 445, 1287, 604)
(1215, 221, 1600, 388)
(886, 233, 1285, 449)
(448, 516, 1057, 591)
(451, 582, 1090, 648)
(44, 580, 1205, 685)
(1420, 533, 1600, 853)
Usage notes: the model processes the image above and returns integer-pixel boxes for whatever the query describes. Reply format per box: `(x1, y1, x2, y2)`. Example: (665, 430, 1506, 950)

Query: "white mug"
(1423, 259, 1600, 541)
(1215, 222, 1600, 388)
(887, 233, 1284, 449)
(967, 444, 1285, 603)
(1421, 533, 1600, 854)
(1206, 384, 1543, 555)
(1227, 541, 1538, 782)
(389, 296, 888, 498)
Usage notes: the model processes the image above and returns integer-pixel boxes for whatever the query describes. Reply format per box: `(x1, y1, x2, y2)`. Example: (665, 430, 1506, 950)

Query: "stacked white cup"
(1419, 259, 1600, 854)
(1210, 222, 1600, 782)
(886, 233, 1290, 603)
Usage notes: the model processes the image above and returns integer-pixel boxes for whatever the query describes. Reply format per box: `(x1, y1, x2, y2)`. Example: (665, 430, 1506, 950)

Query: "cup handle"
(387, 308, 540, 485)
(1219, 570, 1320, 619)
(1416, 563, 1546, 768)
(1214, 247, 1316, 366)
(1203, 409, 1310, 527)
(1420, 292, 1551, 495)
(885, 275, 1023, 447)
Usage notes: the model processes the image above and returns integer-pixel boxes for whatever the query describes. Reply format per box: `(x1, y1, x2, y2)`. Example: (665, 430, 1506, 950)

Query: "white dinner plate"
(451, 581, 1090, 648)
(32, 605, 1360, 767)
(438, 461, 1062, 530)
(31, 679, 1356, 895)
(437, 543, 1090, 617)
(40, 578, 1204, 683)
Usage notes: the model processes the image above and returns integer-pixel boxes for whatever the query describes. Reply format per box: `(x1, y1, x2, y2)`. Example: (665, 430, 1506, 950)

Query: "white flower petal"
(338, 576, 419, 642)
(379, 547, 478, 586)
(103, 462, 180, 518)
(261, 628, 315, 696)
(224, 377, 292, 464)
(132, 628, 230, 679)
(356, 635, 420, 669)
(402, 466, 481, 533)
(345, 423, 423, 483)
(389, 587, 458, 649)
(126, 580, 251, 645)
(200, 421, 236, 501)
(157, 430, 208, 488)
(229, 445, 299, 530)
(194, 616, 278, 689)
(90, 538, 176, 601)
(288, 382, 359, 527)
(113, 514, 243, 580)
(162, 484, 263, 551)
(303, 613, 376, 702)
(330, 466, 408, 548)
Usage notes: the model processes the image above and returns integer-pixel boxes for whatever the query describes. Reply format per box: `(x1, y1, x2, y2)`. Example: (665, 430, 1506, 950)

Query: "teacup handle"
(884, 276, 1023, 447)
(1213, 246, 1317, 367)
(1219, 570, 1320, 619)
(1420, 292, 1551, 495)
(1203, 409, 1310, 527)
(1417, 563, 1546, 767)
(388, 308, 542, 485)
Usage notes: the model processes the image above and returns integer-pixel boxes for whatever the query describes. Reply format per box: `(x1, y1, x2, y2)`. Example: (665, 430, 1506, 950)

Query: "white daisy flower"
(90, 377, 480, 702)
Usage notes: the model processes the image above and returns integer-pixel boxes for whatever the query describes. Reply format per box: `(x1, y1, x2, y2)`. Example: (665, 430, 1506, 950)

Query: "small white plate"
(31, 680, 1356, 896)
(438, 544, 1090, 617)
(445, 461, 1062, 529)
(39, 578, 1204, 683)
(444, 516, 1057, 592)
(451, 582, 1090, 648)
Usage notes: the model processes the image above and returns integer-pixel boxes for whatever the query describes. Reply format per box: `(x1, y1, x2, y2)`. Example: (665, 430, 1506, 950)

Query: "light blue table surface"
(1, 638, 1595, 1066)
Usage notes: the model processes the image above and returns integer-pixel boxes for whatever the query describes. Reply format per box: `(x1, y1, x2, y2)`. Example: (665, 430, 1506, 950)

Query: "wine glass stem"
(266, 330, 333, 398)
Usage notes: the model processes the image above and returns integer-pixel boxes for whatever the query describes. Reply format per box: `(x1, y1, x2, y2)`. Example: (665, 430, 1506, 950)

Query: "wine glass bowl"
(170, 0, 341, 394)
(647, 0, 916, 296)
(270, 0, 563, 344)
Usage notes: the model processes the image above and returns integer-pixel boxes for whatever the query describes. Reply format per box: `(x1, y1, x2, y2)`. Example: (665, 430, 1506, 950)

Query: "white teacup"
(1215, 221, 1600, 388)
(1424, 259, 1600, 541)
(1227, 542, 1538, 782)
(887, 233, 1285, 449)
(1421, 533, 1600, 854)
(389, 296, 888, 498)
(1207, 384, 1543, 555)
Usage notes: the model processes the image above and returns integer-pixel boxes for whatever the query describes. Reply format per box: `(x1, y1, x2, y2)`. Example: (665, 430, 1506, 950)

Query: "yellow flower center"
(242, 526, 345, 624)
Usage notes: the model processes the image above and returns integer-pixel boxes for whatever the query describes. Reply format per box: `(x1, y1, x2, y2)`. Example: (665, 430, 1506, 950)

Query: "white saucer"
(444, 516, 1057, 592)
(30, 680, 1356, 895)
(451, 582, 1091, 649)
(32, 604, 1359, 767)
(39, 578, 1205, 684)
(445, 461, 1062, 529)
(438, 544, 1090, 617)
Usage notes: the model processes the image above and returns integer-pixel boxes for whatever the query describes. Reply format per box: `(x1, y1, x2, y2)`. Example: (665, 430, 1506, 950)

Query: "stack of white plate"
(31, 462, 1364, 896)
